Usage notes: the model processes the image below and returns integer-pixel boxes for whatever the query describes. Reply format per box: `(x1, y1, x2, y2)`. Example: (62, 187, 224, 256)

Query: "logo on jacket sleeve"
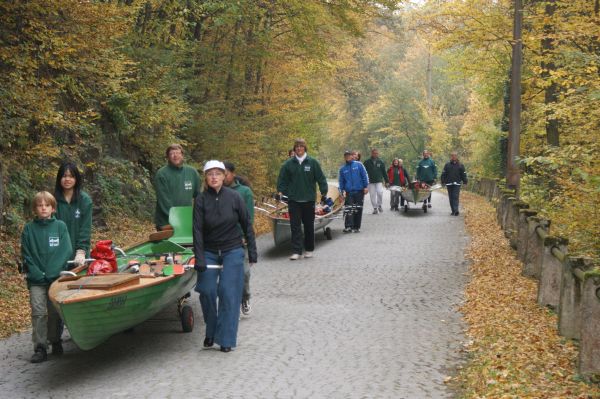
(184, 180, 193, 190)
(49, 237, 59, 247)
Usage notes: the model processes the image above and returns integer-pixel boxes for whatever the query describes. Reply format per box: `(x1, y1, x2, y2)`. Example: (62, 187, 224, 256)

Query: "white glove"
(74, 249, 86, 267)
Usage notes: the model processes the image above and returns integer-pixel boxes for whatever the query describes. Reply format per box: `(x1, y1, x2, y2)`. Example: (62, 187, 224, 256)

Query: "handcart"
(255, 185, 344, 246)
(392, 182, 442, 213)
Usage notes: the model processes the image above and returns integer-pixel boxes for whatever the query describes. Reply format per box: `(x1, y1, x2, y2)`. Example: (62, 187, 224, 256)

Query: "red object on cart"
(87, 240, 118, 275)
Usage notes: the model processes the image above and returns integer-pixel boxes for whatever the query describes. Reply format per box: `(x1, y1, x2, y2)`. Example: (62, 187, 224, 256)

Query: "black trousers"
(447, 184, 461, 213)
(288, 200, 315, 254)
(425, 180, 434, 203)
(344, 191, 364, 229)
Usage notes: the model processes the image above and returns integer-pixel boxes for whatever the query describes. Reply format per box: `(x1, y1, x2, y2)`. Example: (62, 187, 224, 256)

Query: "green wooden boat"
(49, 207, 197, 351)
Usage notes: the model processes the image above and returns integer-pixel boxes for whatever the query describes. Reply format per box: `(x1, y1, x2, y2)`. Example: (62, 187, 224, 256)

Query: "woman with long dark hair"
(54, 162, 93, 268)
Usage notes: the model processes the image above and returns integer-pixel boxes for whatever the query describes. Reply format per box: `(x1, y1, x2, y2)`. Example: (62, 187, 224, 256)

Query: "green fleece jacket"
(55, 190, 92, 257)
(363, 157, 388, 184)
(21, 217, 72, 286)
(154, 164, 200, 227)
(277, 155, 328, 202)
(416, 157, 438, 182)
(230, 181, 254, 225)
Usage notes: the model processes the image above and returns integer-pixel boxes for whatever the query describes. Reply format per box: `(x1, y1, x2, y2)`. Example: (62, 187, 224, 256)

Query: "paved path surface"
(0, 190, 469, 399)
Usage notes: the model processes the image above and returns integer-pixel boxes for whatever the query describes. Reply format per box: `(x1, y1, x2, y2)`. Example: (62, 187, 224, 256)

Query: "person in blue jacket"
(338, 150, 369, 233)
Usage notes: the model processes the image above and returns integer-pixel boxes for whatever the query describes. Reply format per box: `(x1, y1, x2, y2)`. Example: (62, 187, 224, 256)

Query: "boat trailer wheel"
(178, 293, 194, 333)
(180, 305, 194, 333)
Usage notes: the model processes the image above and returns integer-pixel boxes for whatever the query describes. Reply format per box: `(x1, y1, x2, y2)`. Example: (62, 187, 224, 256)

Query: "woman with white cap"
(193, 160, 258, 352)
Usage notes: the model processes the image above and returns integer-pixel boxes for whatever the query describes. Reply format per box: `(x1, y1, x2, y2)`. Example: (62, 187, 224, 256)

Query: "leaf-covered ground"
(455, 192, 600, 398)
(0, 212, 272, 339)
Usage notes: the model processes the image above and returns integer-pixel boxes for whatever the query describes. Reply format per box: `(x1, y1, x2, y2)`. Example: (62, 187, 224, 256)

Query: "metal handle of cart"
(183, 264, 223, 270)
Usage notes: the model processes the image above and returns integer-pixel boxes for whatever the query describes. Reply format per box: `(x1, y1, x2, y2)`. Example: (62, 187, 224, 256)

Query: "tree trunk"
(225, 19, 242, 101)
(507, 0, 523, 192)
(542, 0, 559, 146)
(426, 48, 432, 114)
(0, 161, 4, 227)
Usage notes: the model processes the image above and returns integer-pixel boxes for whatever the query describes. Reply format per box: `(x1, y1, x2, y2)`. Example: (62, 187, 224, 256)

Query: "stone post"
(522, 217, 549, 278)
(517, 209, 538, 262)
(508, 201, 529, 249)
(558, 257, 594, 339)
(537, 237, 568, 309)
(578, 271, 600, 377)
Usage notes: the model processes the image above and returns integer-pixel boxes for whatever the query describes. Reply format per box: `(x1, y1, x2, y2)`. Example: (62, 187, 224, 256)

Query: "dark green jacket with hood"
(55, 190, 92, 257)
(21, 217, 72, 287)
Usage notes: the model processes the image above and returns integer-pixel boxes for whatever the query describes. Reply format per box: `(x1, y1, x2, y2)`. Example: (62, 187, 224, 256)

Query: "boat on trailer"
(257, 185, 344, 246)
(49, 206, 197, 351)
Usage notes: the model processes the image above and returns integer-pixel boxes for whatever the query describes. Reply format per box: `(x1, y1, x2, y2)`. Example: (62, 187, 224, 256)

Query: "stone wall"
(466, 177, 600, 379)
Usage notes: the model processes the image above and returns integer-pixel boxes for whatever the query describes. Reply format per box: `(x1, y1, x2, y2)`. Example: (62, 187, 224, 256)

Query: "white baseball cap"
(203, 160, 226, 173)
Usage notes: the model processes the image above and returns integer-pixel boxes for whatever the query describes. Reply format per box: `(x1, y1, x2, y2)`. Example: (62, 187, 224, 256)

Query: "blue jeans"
(195, 247, 245, 348)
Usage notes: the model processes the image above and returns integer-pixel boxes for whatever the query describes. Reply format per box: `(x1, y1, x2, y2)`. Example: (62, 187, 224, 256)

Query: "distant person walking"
(154, 144, 200, 230)
(416, 150, 437, 208)
(277, 138, 328, 260)
(193, 160, 257, 353)
(363, 148, 388, 214)
(387, 158, 410, 211)
(223, 161, 255, 316)
(441, 152, 468, 216)
(338, 150, 369, 233)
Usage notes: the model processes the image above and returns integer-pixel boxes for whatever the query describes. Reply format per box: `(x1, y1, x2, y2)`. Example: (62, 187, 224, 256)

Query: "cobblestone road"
(0, 190, 469, 399)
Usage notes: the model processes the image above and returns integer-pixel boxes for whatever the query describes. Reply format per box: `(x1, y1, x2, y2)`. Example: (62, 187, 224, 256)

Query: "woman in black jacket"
(193, 160, 258, 352)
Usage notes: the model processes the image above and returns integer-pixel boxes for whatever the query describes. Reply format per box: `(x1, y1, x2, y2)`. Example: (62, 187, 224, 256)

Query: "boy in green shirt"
(21, 191, 72, 363)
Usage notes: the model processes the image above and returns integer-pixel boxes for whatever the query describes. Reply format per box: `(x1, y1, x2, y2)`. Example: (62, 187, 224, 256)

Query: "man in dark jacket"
(416, 150, 438, 208)
(441, 152, 468, 216)
(363, 148, 388, 214)
(339, 150, 369, 232)
(224, 161, 255, 315)
(277, 138, 328, 260)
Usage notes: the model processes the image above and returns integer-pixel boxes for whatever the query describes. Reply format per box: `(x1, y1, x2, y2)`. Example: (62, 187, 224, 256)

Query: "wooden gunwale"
(52, 272, 185, 305)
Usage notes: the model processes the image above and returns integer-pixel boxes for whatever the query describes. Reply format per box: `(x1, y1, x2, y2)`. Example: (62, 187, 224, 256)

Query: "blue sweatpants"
(195, 247, 245, 348)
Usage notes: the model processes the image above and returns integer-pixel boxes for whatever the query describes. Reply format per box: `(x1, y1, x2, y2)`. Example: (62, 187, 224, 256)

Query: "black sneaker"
(203, 337, 214, 348)
(352, 229, 360, 233)
(343, 227, 352, 233)
(428, 203, 432, 208)
(31, 346, 47, 363)
(52, 341, 63, 356)
(241, 299, 252, 315)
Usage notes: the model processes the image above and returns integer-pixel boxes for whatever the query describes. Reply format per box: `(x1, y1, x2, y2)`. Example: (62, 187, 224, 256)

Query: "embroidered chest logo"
(184, 180, 193, 190)
(75, 209, 81, 219)
(304, 166, 311, 172)
(49, 237, 59, 247)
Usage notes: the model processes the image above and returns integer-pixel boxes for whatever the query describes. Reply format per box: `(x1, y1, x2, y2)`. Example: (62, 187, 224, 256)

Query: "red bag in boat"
(87, 259, 114, 275)
(87, 240, 117, 275)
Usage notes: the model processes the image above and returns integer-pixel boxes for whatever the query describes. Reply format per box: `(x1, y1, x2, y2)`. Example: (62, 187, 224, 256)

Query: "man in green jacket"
(363, 148, 389, 214)
(416, 150, 438, 208)
(224, 161, 255, 315)
(277, 138, 328, 260)
(21, 191, 72, 363)
(154, 144, 201, 230)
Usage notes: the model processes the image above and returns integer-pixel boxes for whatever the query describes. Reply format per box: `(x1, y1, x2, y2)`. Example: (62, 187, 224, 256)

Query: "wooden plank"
(67, 274, 140, 290)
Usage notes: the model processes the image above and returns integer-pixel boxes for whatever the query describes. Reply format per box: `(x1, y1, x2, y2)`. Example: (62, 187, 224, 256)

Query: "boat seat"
(168, 206, 193, 246)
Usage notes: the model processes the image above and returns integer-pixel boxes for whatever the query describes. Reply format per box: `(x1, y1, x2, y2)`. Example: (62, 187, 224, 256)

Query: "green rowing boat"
(49, 207, 196, 351)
